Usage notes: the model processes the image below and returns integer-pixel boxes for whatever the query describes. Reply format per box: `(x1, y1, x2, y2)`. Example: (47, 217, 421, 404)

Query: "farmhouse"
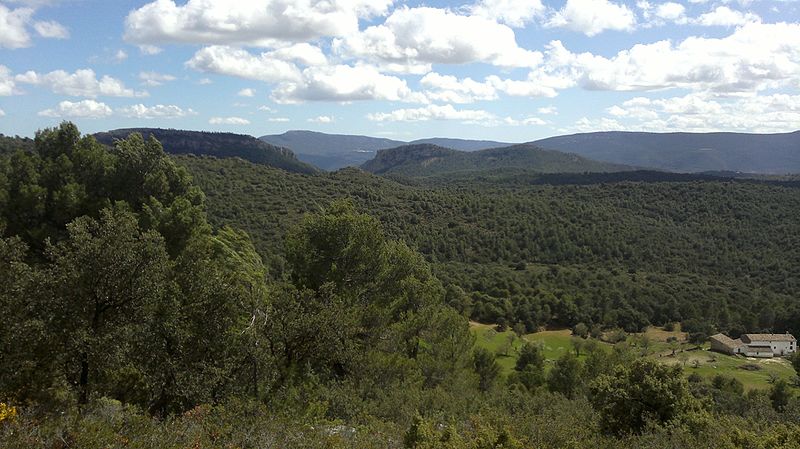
(709, 332, 796, 358)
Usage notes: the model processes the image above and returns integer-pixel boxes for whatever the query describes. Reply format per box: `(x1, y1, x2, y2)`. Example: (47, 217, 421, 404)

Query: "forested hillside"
(361, 143, 631, 176)
(95, 128, 318, 174)
(180, 156, 800, 338)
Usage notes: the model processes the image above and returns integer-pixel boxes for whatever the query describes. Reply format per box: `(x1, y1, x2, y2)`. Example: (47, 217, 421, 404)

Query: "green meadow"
(471, 323, 799, 390)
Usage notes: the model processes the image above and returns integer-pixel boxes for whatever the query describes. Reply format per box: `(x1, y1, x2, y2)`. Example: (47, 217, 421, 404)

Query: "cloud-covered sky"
(0, 0, 799, 141)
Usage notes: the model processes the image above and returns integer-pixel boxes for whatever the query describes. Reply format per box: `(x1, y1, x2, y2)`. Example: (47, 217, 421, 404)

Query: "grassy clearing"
(470, 322, 799, 390)
(657, 347, 797, 390)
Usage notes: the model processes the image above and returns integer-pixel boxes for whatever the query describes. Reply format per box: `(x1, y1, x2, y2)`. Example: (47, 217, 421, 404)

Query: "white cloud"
(0, 66, 17, 96)
(209, 116, 250, 125)
(33, 20, 68, 39)
(597, 92, 800, 133)
(537, 106, 558, 115)
(138, 44, 162, 55)
(692, 6, 760, 27)
(258, 105, 276, 112)
(186, 45, 302, 83)
(546, 0, 636, 36)
(469, 0, 545, 27)
(654, 2, 686, 23)
(543, 22, 800, 94)
(0, 4, 33, 48)
(237, 88, 256, 97)
(420, 72, 498, 104)
(17, 69, 146, 97)
(271, 64, 422, 104)
(267, 43, 328, 66)
(367, 104, 496, 123)
(38, 99, 113, 118)
(114, 49, 128, 62)
(308, 115, 333, 123)
(124, 0, 393, 46)
(139, 71, 176, 87)
(267, 117, 289, 122)
(197, 77, 212, 85)
(504, 116, 547, 126)
(0, 108, 5, 117)
(571, 117, 626, 132)
(117, 104, 196, 119)
(334, 6, 542, 71)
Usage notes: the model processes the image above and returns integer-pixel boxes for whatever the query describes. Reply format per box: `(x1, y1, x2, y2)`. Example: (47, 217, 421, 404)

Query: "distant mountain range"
(360, 143, 631, 177)
(533, 131, 800, 174)
(262, 129, 800, 174)
(259, 130, 510, 170)
(94, 128, 317, 174)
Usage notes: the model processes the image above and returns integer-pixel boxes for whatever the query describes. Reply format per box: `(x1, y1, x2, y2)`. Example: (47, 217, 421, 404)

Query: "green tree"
(589, 359, 697, 434)
(513, 343, 545, 390)
(547, 352, 583, 399)
(42, 206, 169, 405)
(769, 379, 792, 412)
(473, 347, 500, 392)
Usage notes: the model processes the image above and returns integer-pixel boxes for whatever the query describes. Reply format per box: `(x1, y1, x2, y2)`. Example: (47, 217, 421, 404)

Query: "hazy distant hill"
(259, 130, 511, 170)
(533, 131, 800, 174)
(95, 128, 318, 174)
(361, 143, 631, 177)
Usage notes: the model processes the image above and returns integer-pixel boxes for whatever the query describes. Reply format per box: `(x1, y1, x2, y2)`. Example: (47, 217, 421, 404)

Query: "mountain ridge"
(361, 142, 633, 177)
(259, 130, 512, 170)
(94, 128, 318, 174)
(533, 130, 800, 174)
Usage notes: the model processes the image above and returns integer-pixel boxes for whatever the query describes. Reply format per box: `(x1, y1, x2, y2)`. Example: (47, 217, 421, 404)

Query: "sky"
(0, 0, 799, 142)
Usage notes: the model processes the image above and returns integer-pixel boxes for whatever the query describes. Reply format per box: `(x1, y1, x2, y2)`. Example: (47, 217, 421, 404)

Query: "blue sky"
(1, 0, 799, 142)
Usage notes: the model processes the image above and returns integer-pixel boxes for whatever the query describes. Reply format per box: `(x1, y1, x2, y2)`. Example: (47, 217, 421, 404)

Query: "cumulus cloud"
(16, 69, 146, 97)
(138, 44, 162, 55)
(420, 72, 498, 104)
(692, 6, 760, 27)
(334, 6, 542, 72)
(271, 64, 422, 104)
(237, 88, 255, 97)
(543, 22, 800, 94)
(468, 0, 545, 27)
(139, 71, 176, 86)
(0, 4, 34, 48)
(209, 116, 250, 125)
(33, 20, 68, 38)
(367, 104, 497, 123)
(117, 104, 196, 119)
(546, 0, 636, 36)
(186, 45, 302, 83)
(0, 66, 17, 96)
(308, 115, 333, 123)
(124, 0, 393, 46)
(594, 93, 800, 133)
(654, 2, 686, 22)
(267, 117, 289, 122)
(38, 99, 113, 118)
(0, 3, 69, 48)
(114, 49, 128, 62)
(0, 108, 5, 117)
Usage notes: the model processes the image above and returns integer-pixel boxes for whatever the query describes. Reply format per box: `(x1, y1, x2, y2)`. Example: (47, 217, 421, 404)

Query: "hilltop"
(361, 142, 632, 177)
(95, 128, 318, 174)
